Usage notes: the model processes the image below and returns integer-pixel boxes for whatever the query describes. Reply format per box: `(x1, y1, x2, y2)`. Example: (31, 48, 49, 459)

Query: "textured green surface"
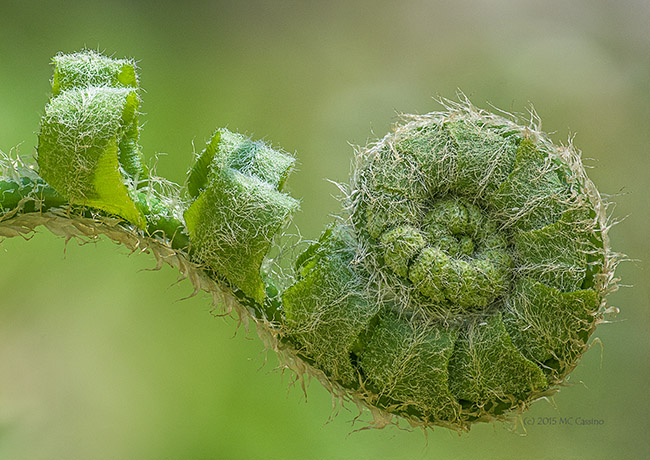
(448, 312, 547, 405)
(380, 225, 427, 278)
(283, 107, 609, 429)
(37, 51, 145, 227)
(488, 138, 571, 231)
(283, 225, 379, 386)
(360, 311, 460, 423)
(446, 120, 518, 197)
(503, 278, 598, 381)
(0, 2, 644, 457)
(184, 129, 298, 303)
(513, 209, 593, 292)
(51, 51, 138, 96)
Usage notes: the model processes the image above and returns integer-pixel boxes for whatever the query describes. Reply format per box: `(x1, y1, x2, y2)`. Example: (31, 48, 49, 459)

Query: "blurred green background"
(0, 1, 648, 459)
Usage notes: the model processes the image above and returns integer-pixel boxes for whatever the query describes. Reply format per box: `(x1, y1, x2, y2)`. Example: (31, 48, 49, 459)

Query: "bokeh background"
(0, 1, 648, 459)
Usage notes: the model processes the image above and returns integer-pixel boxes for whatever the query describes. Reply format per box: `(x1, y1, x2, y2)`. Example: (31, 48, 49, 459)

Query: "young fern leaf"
(184, 129, 299, 303)
(0, 51, 619, 433)
(37, 51, 147, 227)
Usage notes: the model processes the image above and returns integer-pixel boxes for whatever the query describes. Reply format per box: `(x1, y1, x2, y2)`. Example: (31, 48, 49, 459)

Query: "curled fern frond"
(0, 52, 619, 432)
(282, 100, 617, 430)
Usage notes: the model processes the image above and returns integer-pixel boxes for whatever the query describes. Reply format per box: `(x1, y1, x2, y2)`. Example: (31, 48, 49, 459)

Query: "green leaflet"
(35, 51, 301, 305)
(380, 225, 427, 279)
(283, 225, 379, 387)
(187, 129, 294, 198)
(513, 208, 594, 292)
(487, 138, 572, 231)
(445, 120, 518, 198)
(37, 50, 146, 227)
(388, 119, 518, 199)
(394, 122, 455, 196)
(448, 312, 548, 406)
(503, 278, 598, 382)
(51, 51, 138, 96)
(363, 142, 430, 200)
(353, 190, 426, 240)
(359, 311, 461, 423)
(184, 129, 299, 304)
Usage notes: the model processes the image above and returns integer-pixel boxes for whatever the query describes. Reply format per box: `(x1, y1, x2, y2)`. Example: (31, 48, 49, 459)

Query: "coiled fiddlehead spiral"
(282, 102, 616, 429)
(0, 51, 618, 432)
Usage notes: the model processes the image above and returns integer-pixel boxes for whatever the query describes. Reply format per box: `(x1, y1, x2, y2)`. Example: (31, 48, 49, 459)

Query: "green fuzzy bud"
(184, 129, 299, 303)
(37, 50, 146, 227)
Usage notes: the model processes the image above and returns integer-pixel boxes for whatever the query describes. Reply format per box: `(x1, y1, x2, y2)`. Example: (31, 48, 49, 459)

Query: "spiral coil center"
(380, 198, 511, 311)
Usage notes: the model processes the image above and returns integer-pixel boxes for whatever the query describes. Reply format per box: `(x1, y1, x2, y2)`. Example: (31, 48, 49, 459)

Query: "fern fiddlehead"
(0, 51, 618, 432)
